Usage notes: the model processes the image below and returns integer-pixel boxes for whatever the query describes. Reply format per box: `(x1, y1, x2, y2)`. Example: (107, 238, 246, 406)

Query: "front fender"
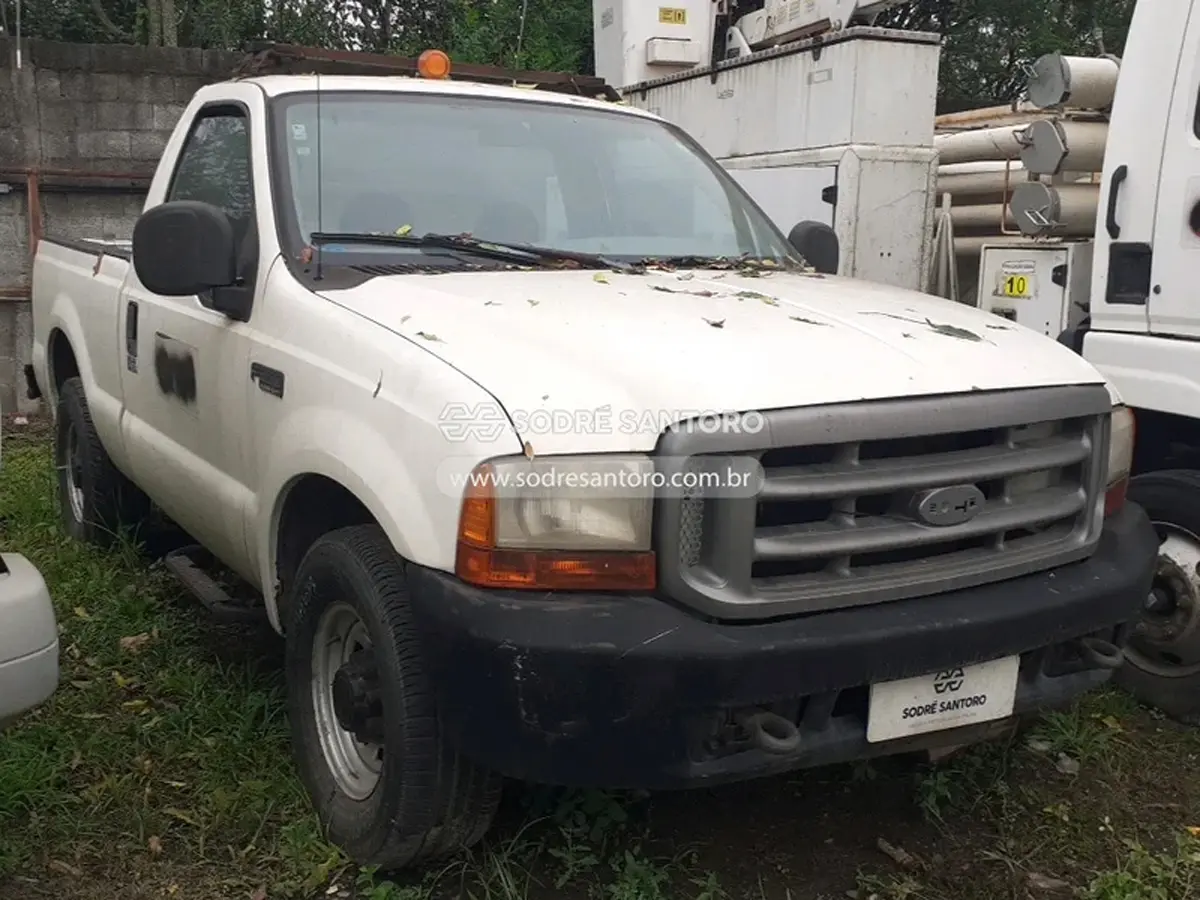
(255, 403, 495, 631)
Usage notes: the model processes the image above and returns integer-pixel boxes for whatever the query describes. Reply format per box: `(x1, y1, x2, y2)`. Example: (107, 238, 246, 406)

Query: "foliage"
(1, 0, 1138, 109)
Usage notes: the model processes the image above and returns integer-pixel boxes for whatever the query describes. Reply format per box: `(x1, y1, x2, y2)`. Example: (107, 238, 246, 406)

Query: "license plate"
(866, 655, 1020, 743)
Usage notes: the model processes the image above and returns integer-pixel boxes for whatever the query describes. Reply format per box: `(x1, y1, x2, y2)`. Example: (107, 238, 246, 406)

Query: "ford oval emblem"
(912, 484, 985, 527)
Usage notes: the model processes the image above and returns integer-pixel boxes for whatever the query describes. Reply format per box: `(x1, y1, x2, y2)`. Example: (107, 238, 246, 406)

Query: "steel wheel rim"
(312, 602, 384, 800)
(1126, 520, 1200, 678)
(61, 422, 86, 524)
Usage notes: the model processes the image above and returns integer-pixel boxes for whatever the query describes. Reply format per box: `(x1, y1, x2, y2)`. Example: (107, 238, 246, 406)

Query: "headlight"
(1104, 405, 1135, 516)
(455, 455, 656, 591)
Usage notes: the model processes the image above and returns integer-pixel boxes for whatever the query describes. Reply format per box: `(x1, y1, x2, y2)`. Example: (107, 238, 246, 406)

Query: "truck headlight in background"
(1104, 405, 1135, 517)
(455, 455, 656, 591)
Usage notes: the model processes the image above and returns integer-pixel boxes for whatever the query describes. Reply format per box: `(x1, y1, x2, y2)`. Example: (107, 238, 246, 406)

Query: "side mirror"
(133, 201, 238, 299)
(787, 221, 839, 275)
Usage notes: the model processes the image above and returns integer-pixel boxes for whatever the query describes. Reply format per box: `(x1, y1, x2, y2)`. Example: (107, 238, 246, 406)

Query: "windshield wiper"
(309, 232, 629, 271)
(641, 254, 806, 271)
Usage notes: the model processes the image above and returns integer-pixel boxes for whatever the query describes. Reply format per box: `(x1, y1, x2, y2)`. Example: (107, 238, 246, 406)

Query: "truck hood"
(319, 267, 1108, 454)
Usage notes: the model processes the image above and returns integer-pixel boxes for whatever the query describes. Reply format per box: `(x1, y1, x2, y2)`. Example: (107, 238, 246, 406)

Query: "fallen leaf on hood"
(484, 300, 501, 306)
(925, 319, 983, 342)
(394, 224, 412, 236)
(593, 273, 609, 284)
(527, 299, 540, 306)
(789, 315, 829, 326)
(703, 318, 725, 328)
(400, 315, 411, 324)
(523, 441, 536, 460)
(119, 633, 152, 654)
(415, 331, 442, 342)
(759, 296, 780, 306)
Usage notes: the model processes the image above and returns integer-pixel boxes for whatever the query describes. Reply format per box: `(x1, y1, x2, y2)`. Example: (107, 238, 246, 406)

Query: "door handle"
(125, 301, 139, 373)
(1105, 164, 1128, 240)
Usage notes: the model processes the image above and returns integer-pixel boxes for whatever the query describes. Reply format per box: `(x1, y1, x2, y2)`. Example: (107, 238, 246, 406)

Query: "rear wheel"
(285, 525, 501, 870)
(54, 377, 150, 546)
(1116, 471, 1200, 723)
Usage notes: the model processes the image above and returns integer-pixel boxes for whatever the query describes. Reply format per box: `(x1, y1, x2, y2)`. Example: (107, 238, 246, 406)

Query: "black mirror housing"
(787, 221, 840, 275)
(133, 201, 238, 298)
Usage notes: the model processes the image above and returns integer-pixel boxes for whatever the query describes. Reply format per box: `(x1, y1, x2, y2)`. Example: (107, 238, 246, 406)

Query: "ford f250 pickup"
(28, 54, 1158, 869)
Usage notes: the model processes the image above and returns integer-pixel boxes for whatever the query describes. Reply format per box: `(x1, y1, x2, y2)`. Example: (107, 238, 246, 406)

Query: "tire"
(1116, 470, 1200, 723)
(284, 525, 502, 870)
(54, 376, 151, 547)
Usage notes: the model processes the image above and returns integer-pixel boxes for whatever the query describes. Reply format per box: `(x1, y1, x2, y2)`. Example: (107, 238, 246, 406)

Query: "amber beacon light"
(418, 49, 452, 80)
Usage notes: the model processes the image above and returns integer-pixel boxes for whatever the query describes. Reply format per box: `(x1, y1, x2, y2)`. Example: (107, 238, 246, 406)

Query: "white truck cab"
(28, 46, 1155, 869)
(1025, 0, 1200, 722)
(0, 406, 59, 729)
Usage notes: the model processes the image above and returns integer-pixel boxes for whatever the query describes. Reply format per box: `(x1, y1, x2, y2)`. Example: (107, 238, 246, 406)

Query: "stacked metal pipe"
(931, 52, 1120, 297)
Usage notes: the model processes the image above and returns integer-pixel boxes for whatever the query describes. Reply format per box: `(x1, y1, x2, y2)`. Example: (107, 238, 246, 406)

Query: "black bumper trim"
(405, 504, 1157, 789)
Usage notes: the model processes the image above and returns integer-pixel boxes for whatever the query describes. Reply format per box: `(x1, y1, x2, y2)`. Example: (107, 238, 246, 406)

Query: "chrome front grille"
(656, 385, 1113, 621)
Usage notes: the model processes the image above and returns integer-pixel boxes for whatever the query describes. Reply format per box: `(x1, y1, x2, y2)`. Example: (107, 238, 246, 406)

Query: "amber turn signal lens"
(456, 544, 657, 591)
(418, 49, 452, 80)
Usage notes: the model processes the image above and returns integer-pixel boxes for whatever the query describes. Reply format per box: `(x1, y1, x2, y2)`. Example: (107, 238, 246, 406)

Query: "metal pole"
(15, 0, 22, 69)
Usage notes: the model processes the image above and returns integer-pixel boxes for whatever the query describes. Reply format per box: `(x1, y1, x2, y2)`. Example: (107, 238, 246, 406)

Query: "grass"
(3, 431, 1200, 899)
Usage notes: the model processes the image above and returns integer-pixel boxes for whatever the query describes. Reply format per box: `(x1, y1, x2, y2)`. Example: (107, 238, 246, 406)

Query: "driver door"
(118, 96, 261, 575)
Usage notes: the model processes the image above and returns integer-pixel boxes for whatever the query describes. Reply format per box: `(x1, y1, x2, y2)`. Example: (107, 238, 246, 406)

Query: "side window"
(168, 110, 254, 239)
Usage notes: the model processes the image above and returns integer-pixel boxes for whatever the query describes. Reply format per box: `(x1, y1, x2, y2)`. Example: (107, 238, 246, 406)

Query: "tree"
(3, 0, 1138, 113)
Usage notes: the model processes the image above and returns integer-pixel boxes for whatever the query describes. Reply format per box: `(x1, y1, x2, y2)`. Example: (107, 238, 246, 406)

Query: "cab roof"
(211, 73, 657, 121)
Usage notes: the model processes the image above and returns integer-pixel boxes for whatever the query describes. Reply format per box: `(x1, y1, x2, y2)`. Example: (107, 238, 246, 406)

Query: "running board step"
(163, 544, 267, 626)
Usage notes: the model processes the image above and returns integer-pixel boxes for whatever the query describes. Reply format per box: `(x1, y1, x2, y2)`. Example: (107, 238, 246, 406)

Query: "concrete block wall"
(0, 38, 242, 414)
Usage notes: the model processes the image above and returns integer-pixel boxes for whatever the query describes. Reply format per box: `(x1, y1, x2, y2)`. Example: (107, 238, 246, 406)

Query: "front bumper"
(0, 553, 60, 728)
(406, 504, 1158, 789)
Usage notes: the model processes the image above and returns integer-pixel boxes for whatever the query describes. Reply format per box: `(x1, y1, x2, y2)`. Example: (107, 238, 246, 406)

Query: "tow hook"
(736, 710, 802, 755)
(1079, 636, 1124, 670)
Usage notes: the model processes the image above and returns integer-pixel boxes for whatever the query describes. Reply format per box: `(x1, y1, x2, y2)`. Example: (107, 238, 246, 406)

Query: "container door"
(1149, 10, 1200, 336)
(723, 163, 837, 232)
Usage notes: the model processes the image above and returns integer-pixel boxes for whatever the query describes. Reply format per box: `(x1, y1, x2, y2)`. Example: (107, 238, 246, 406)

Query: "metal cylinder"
(1019, 119, 1109, 175)
(935, 126, 1029, 166)
(949, 202, 1017, 231)
(1027, 52, 1121, 110)
(937, 171, 1026, 199)
(1009, 182, 1100, 237)
(953, 235, 1055, 256)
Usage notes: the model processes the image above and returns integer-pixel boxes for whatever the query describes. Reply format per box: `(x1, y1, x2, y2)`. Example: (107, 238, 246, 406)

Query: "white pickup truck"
(28, 57, 1157, 869)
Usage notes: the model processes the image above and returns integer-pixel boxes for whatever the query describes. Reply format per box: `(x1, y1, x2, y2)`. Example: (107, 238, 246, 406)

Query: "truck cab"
(1061, 0, 1200, 721)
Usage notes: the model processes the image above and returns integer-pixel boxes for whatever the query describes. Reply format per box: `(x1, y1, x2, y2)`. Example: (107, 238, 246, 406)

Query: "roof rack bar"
(235, 42, 622, 102)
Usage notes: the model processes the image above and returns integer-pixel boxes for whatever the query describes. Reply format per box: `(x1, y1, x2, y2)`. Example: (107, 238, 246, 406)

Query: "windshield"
(268, 91, 797, 265)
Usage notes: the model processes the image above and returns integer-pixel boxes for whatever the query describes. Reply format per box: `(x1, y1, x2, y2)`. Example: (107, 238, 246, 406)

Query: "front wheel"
(1116, 471, 1200, 723)
(284, 525, 502, 870)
